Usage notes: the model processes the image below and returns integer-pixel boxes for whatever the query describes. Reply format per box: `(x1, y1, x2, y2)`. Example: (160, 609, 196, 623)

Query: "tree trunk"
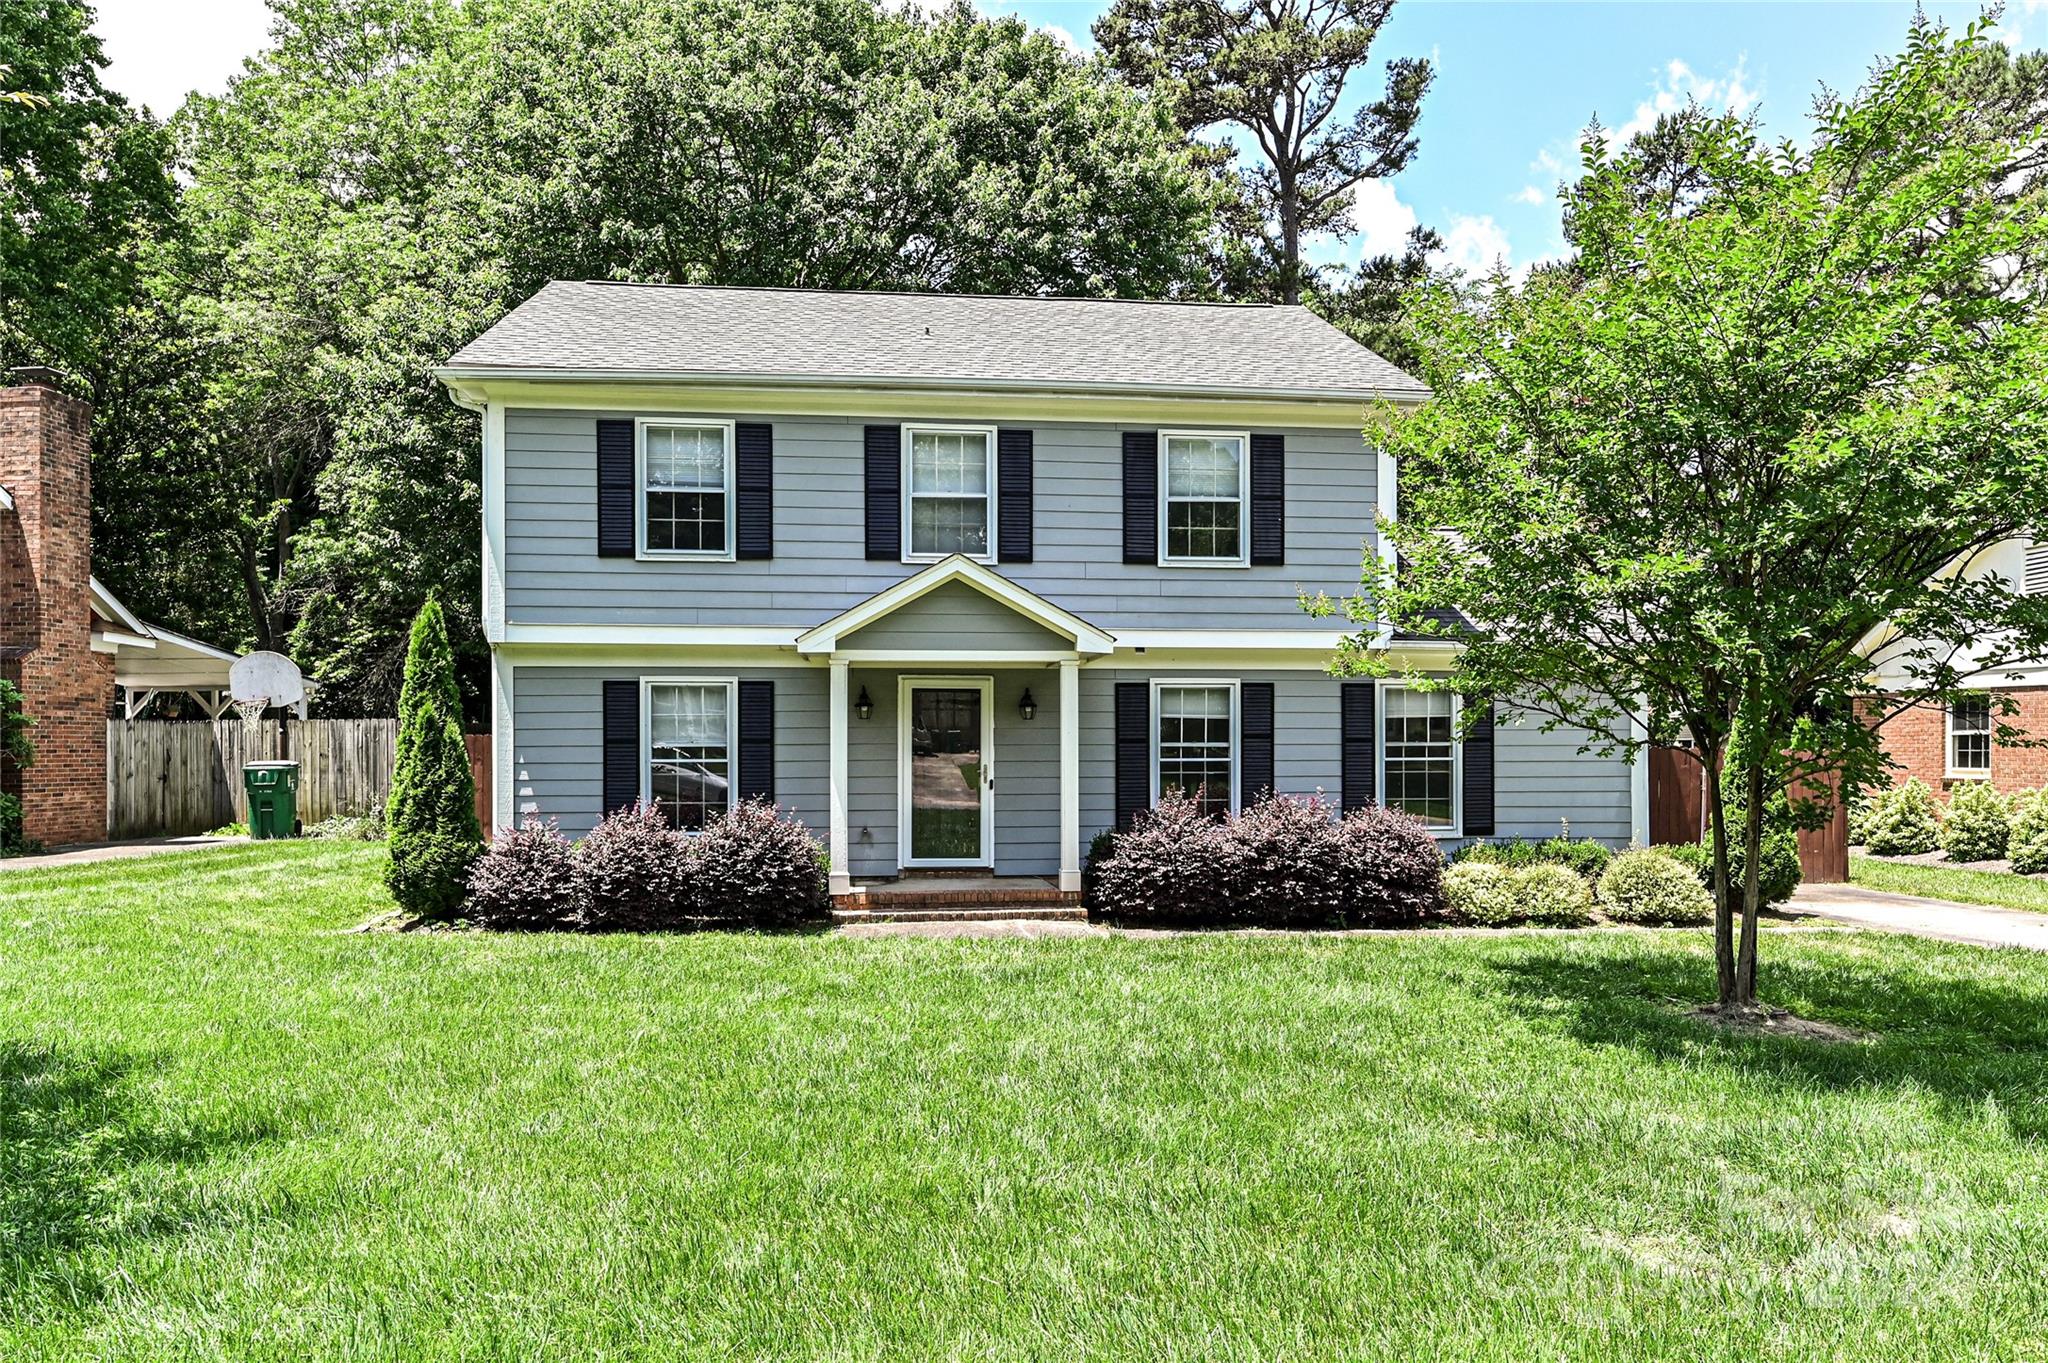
(1736, 760, 1764, 1008)
(1701, 746, 1735, 1007)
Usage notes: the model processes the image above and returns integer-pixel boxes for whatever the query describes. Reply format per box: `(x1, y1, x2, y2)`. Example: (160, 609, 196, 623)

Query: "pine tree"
(385, 594, 481, 916)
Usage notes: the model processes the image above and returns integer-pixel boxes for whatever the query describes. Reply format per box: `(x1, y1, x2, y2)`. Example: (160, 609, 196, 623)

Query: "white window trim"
(1149, 677, 1241, 813)
(1376, 681, 1463, 839)
(897, 674, 997, 868)
(635, 417, 736, 563)
(901, 422, 999, 565)
(639, 676, 739, 831)
(1157, 429, 1251, 568)
(1946, 695, 1993, 778)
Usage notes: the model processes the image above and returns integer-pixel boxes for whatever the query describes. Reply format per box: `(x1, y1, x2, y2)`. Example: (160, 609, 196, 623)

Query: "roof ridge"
(563, 280, 1285, 310)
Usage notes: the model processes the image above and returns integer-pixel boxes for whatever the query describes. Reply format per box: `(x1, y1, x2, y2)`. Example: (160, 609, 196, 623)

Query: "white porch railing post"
(829, 658, 852, 895)
(1059, 658, 1081, 892)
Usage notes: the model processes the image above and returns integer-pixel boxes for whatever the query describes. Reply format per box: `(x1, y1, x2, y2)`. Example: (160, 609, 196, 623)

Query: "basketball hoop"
(233, 697, 269, 731)
(228, 651, 308, 729)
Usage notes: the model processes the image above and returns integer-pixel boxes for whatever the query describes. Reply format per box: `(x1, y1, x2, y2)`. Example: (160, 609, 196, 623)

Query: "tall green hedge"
(385, 596, 481, 917)
(0, 679, 35, 856)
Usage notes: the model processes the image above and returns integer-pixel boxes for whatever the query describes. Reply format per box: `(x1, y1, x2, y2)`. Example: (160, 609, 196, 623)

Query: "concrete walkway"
(0, 835, 248, 872)
(1784, 882, 2048, 952)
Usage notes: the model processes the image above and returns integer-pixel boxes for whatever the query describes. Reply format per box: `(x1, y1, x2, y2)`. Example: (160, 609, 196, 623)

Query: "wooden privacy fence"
(1646, 743, 1847, 884)
(108, 720, 492, 839)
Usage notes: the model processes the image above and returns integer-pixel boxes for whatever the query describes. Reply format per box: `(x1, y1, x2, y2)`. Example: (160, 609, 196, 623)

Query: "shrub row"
(1855, 777, 2048, 871)
(1452, 834, 1613, 880)
(465, 799, 828, 931)
(1085, 790, 1446, 928)
(1441, 847, 1711, 927)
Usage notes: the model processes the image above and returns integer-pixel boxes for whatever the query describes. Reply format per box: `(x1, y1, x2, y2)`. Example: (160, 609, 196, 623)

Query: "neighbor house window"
(1160, 432, 1248, 565)
(645, 680, 734, 831)
(1949, 695, 1992, 776)
(1383, 687, 1458, 830)
(1155, 681, 1237, 816)
(640, 421, 733, 558)
(904, 425, 995, 560)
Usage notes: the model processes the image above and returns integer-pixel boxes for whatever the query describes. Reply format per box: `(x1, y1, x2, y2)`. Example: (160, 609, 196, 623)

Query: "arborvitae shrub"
(1939, 780, 2011, 863)
(1597, 849, 1713, 925)
(687, 799, 828, 929)
(467, 819, 586, 930)
(576, 804, 687, 930)
(2008, 789, 2048, 874)
(384, 596, 482, 917)
(0, 679, 35, 856)
(1860, 777, 1941, 856)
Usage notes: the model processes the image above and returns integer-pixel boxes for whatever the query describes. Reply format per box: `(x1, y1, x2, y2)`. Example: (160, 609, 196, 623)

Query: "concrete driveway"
(0, 835, 249, 872)
(1785, 882, 2048, 952)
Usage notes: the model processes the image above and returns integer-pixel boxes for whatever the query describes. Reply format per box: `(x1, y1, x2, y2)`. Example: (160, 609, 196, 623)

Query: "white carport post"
(1058, 658, 1081, 893)
(829, 657, 852, 896)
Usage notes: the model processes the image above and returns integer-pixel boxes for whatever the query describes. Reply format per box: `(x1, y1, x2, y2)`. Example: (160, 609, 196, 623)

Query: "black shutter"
(1249, 433, 1285, 565)
(1462, 701, 1496, 836)
(1115, 682, 1151, 829)
(997, 428, 1033, 563)
(602, 679, 640, 815)
(1240, 682, 1275, 803)
(864, 425, 901, 560)
(1121, 431, 1157, 565)
(597, 420, 636, 558)
(734, 423, 773, 560)
(737, 680, 775, 802)
(1341, 683, 1376, 813)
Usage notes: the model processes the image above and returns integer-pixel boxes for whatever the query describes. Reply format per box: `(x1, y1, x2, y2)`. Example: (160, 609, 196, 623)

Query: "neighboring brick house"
(1868, 536, 2048, 801)
(1, 370, 238, 847)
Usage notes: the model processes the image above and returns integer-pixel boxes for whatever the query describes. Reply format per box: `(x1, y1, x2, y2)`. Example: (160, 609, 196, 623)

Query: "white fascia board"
(796, 555, 1115, 656)
(89, 575, 152, 638)
(141, 625, 240, 663)
(0, 484, 12, 510)
(500, 624, 799, 648)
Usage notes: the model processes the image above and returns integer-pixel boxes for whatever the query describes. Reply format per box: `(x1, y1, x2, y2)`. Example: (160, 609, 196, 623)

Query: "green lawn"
(1851, 853, 2048, 912)
(7, 845, 2048, 1360)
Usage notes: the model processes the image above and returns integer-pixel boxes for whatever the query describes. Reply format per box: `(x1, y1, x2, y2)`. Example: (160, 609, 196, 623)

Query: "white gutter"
(0, 484, 12, 510)
(430, 364, 1431, 406)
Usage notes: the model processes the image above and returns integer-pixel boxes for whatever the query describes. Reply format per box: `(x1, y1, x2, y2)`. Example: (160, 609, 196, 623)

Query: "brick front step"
(832, 881, 1080, 911)
(829, 904, 1089, 925)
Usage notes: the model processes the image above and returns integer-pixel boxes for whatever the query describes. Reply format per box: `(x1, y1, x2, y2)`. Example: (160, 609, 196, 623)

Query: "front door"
(900, 677, 994, 867)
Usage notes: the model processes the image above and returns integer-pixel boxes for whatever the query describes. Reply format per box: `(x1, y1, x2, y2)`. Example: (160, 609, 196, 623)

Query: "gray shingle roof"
(440, 281, 1426, 400)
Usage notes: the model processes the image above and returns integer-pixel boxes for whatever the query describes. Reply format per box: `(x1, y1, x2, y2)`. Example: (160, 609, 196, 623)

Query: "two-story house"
(436, 282, 1644, 902)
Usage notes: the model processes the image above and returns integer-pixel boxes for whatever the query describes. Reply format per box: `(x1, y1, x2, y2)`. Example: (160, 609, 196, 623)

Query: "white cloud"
(1512, 184, 1547, 206)
(1037, 24, 1084, 56)
(1615, 55, 1758, 143)
(1533, 147, 1565, 177)
(1999, 0, 2048, 47)
(93, 0, 273, 116)
(1430, 215, 1514, 277)
(1351, 178, 1420, 260)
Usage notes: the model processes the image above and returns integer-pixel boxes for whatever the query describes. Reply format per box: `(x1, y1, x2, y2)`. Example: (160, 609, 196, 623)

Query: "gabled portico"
(796, 556, 1113, 896)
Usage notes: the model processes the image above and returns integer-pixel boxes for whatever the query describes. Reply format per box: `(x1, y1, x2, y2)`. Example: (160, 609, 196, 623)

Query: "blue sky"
(95, 1, 2045, 277)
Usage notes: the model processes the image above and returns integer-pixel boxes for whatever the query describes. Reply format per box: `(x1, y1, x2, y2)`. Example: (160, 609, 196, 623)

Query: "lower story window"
(647, 681, 732, 831)
(1157, 682, 1235, 816)
(1949, 695, 1992, 775)
(1384, 687, 1457, 829)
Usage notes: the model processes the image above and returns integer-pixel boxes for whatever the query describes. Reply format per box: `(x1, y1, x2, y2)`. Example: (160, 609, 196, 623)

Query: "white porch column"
(1058, 658, 1081, 892)
(829, 658, 852, 895)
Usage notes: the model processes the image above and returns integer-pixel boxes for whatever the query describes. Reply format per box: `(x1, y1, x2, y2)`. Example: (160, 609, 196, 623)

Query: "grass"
(1851, 853, 2048, 912)
(6, 845, 2048, 1360)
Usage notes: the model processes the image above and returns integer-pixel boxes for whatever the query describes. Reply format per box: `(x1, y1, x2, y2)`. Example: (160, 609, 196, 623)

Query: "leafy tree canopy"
(1330, 16, 2048, 1011)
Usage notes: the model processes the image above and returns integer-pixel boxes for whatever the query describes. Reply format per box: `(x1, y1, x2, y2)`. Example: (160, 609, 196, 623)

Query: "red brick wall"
(0, 382, 108, 845)
(1875, 688, 2048, 799)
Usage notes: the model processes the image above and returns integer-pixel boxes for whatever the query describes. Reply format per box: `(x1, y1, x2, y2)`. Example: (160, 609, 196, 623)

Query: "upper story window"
(1160, 432, 1248, 566)
(1948, 695, 1992, 776)
(1383, 686, 1459, 831)
(639, 420, 734, 560)
(1154, 680, 1238, 816)
(904, 424, 996, 561)
(645, 679, 734, 831)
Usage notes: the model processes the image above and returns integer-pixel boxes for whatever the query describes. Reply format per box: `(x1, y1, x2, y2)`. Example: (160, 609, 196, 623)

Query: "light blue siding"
(841, 581, 1069, 653)
(502, 410, 1376, 632)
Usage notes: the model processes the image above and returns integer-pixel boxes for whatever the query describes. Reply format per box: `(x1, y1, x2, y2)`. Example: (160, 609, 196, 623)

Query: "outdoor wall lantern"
(855, 686, 874, 721)
(1018, 688, 1038, 721)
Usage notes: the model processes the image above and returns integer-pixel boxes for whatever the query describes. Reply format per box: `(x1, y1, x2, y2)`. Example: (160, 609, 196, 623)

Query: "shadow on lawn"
(0, 1040, 276, 1315)
(1488, 943, 2048, 1139)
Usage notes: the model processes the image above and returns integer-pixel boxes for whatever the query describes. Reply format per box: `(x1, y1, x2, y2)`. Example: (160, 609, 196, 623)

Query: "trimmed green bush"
(1939, 780, 2011, 863)
(1668, 826, 1802, 909)
(385, 596, 483, 918)
(0, 678, 35, 857)
(2009, 789, 2048, 874)
(1453, 835, 1612, 880)
(1597, 849, 1713, 925)
(1860, 777, 1941, 856)
(1442, 861, 1593, 927)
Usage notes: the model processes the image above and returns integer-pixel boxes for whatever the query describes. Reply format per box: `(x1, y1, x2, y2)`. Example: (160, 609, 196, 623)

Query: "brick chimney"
(0, 369, 109, 846)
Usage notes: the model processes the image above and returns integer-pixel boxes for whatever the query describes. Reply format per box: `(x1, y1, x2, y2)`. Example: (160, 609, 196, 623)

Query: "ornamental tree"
(386, 594, 482, 917)
(1328, 18, 2048, 1013)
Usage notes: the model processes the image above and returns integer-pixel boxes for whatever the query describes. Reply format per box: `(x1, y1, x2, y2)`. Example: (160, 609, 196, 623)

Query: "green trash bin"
(243, 761, 300, 839)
